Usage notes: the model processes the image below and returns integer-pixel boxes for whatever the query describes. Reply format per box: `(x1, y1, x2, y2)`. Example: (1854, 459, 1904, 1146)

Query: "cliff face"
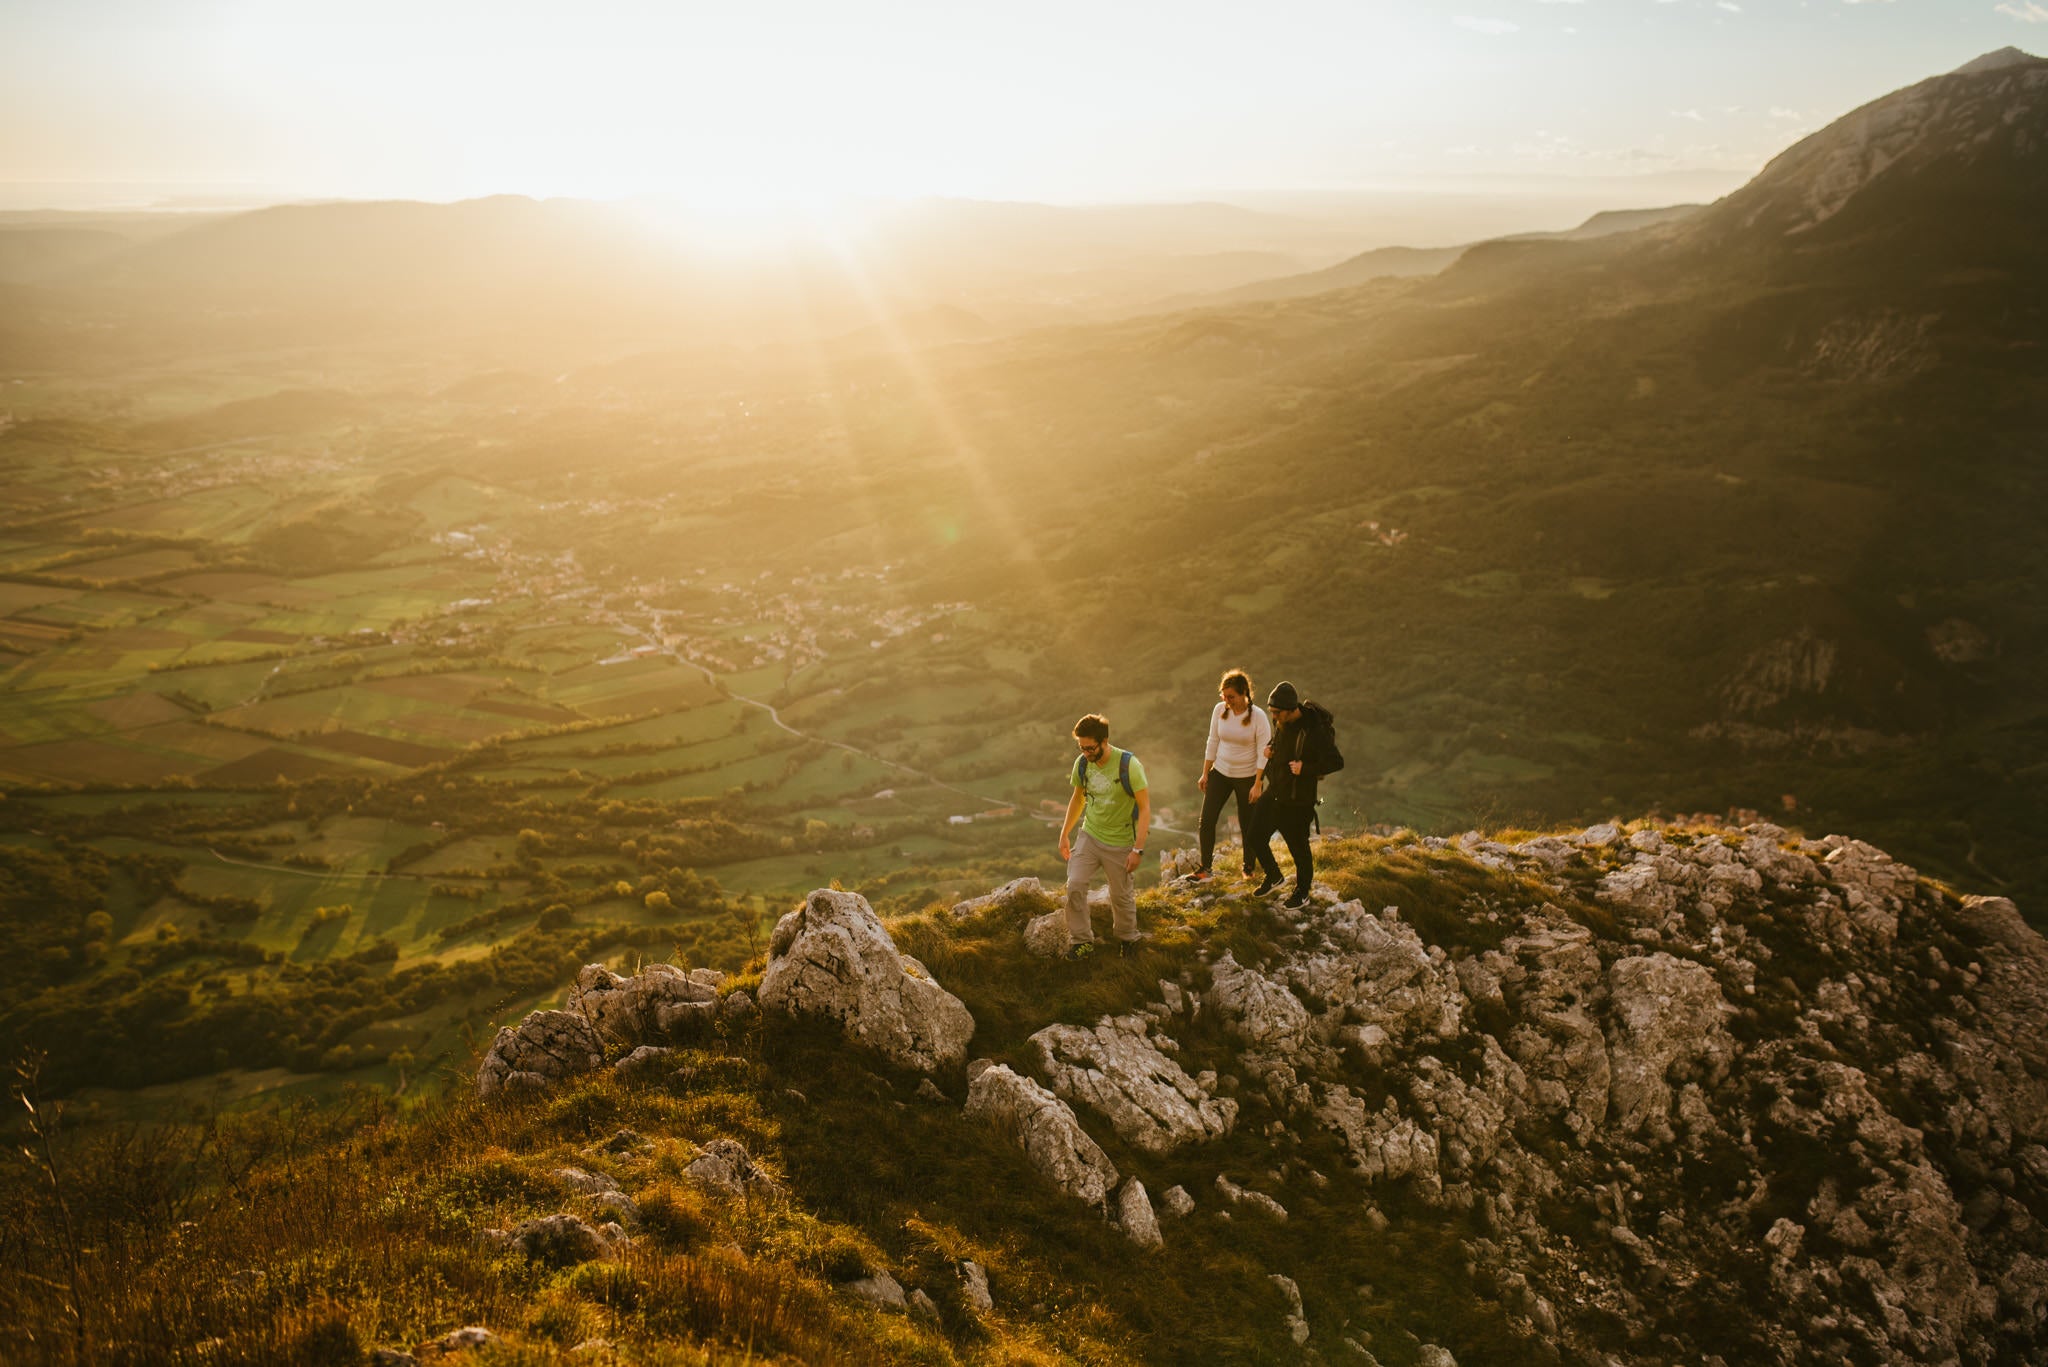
(1142, 826, 2048, 1365)
(462, 820, 2048, 1367)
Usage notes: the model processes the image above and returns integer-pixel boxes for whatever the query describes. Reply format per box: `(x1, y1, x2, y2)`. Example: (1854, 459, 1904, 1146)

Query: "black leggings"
(1198, 771, 1257, 872)
(1247, 797, 1314, 895)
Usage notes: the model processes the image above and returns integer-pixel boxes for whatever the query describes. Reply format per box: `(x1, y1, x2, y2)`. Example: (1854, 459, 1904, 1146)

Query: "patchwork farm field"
(0, 383, 1073, 1111)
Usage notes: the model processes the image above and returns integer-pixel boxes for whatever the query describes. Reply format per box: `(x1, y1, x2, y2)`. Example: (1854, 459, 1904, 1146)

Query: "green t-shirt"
(1072, 747, 1148, 846)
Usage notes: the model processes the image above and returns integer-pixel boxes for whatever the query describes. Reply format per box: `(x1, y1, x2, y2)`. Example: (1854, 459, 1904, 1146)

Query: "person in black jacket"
(1247, 680, 1336, 908)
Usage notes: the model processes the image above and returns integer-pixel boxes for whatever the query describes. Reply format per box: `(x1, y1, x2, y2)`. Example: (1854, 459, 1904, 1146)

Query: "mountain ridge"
(8, 816, 2042, 1365)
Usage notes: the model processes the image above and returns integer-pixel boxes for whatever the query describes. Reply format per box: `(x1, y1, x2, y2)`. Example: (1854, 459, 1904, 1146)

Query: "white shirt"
(1204, 702, 1272, 780)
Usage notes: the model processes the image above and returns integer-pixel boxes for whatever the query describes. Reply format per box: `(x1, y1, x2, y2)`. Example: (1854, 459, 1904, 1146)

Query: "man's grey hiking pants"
(1065, 829, 1139, 943)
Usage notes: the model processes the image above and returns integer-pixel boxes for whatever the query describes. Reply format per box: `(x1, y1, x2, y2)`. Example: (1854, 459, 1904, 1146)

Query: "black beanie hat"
(1267, 681, 1300, 711)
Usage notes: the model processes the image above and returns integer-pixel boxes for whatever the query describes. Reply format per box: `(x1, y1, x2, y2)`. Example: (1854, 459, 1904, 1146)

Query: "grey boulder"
(1029, 1015, 1236, 1154)
(964, 1063, 1120, 1209)
(759, 888, 975, 1072)
(475, 1010, 603, 1100)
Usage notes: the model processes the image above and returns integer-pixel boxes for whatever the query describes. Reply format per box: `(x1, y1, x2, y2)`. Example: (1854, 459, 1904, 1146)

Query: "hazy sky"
(0, 0, 2037, 209)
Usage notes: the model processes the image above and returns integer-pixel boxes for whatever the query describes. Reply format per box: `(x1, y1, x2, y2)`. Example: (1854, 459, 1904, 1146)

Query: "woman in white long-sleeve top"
(1192, 668, 1272, 881)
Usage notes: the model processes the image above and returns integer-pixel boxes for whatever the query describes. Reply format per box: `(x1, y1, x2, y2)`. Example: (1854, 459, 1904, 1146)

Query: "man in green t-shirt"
(1058, 713, 1151, 960)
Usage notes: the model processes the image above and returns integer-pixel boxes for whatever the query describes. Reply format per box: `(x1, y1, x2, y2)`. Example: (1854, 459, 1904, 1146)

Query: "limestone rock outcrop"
(570, 962, 725, 1042)
(686, 1138, 778, 1200)
(1028, 1015, 1236, 1154)
(506, 1213, 612, 1267)
(1602, 951, 1733, 1141)
(950, 877, 1051, 920)
(759, 888, 975, 1072)
(963, 1062, 1120, 1209)
(1284, 902, 1464, 1046)
(1208, 951, 1312, 1060)
(1164, 820, 2048, 1366)
(1114, 1177, 1163, 1250)
(476, 1010, 603, 1100)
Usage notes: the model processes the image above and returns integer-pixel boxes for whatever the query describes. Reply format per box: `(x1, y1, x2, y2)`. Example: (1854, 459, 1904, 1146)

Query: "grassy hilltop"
(4, 818, 2043, 1366)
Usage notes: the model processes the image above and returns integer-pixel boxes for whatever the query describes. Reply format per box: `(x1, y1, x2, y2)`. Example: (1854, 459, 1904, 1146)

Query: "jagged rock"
(952, 876, 1051, 919)
(841, 1270, 908, 1310)
(1209, 952, 1312, 1059)
(1949, 895, 2048, 1139)
(438, 1327, 495, 1352)
(553, 1166, 622, 1197)
(1023, 911, 1072, 957)
(964, 1063, 1119, 1208)
(1269, 1273, 1310, 1344)
(686, 1138, 778, 1199)
(1319, 1085, 1442, 1195)
(1028, 1016, 1237, 1154)
(612, 1045, 674, 1082)
(1405, 1045, 1525, 1178)
(1215, 1174, 1288, 1220)
(1487, 915, 1611, 1145)
(719, 990, 757, 1026)
(476, 1010, 603, 1100)
(1512, 835, 1579, 870)
(1814, 836, 1917, 947)
(1416, 1347, 1457, 1367)
(1115, 1177, 1164, 1250)
(1162, 1184, 1195, 1218)
(759, 888, 975, 1071)
(1597, 860, 1682, 922)
(1736, 822, 1818, 887)
(1286, 902, 1464, 1045)
(908, 1288, 941, 1321)
(570, 962, 722, 1042)
(916, 1078, 947, 1103)
(958, 1259, 993, 1312)
(1604, 952, 1734, 1142)
(510, 1214, 611, 1267)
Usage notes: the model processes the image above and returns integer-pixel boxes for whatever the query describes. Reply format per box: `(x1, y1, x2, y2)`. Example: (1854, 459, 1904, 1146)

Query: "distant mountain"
(1179, 203, 1702, 309)
(1675, 49, 2048, 257)
(1954, 45, 2037, 75)
(38, 194, 1360, 352)
(0, 227, 132, 284)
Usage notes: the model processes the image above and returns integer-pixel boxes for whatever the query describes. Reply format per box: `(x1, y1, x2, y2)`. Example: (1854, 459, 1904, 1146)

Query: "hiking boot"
(1254, 874, 1284, 896)
(1118, 939, 1140, 959)
(1067, 941, 1097, 961)
(1283, 888, 1311, 910)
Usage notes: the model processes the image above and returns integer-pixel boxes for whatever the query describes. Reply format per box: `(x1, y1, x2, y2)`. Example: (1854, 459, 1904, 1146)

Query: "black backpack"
(1299, 701, 1344, 776)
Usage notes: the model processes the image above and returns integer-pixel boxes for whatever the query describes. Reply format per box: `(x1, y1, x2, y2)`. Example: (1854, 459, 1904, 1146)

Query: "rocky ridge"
(475, 820, 2048, 1366)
